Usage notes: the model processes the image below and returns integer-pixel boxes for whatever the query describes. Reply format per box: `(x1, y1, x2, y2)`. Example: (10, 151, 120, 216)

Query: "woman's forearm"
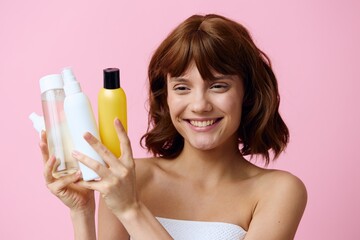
(116, 202, 173, 240)
(70, 209, 97, 240)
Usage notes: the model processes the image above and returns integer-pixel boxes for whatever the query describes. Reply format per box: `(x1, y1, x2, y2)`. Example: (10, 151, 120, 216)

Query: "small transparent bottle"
(40, 74, 79, 178)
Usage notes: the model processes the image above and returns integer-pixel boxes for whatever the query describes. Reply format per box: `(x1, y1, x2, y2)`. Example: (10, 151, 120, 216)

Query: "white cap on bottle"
(39, 74, 63, 94)
(62, 67, 82, 95)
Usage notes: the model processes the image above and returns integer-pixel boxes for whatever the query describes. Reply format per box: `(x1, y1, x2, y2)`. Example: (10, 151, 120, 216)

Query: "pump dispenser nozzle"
(29, 112, 45, 137)
(62, 67, 81, 95)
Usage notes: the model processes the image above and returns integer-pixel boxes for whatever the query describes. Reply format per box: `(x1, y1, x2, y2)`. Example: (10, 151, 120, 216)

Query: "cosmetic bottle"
(98, 68, 127, 158)
(62, 67, 105, 181)
(40, 74, 79, 178)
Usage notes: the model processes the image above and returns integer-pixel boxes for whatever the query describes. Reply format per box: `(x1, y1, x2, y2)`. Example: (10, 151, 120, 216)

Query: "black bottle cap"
(103, 68, 120, 89)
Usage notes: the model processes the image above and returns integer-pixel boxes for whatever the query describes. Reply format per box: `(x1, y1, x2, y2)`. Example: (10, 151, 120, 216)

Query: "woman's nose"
(190, 92, 213, 113)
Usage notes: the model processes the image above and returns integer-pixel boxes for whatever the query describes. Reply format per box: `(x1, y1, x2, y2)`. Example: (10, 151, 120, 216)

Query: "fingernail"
(83, 132, 92, 140)
(115, 118, 120, 125)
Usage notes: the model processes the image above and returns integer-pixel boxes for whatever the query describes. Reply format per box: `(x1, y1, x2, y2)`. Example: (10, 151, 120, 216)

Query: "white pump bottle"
(62, 67, 105, 181)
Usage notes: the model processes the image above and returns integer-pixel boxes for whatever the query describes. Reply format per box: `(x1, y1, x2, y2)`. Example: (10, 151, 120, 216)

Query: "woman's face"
(167, 63, 244, 151)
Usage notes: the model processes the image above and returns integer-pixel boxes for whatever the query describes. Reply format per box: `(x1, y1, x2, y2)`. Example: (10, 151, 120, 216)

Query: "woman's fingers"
(44, 156, 82, 194)
(75, 179, 103, 192)
(39, 131, 49, 164)
(71, 122, 137, 216)
(72, 150, 109, 178)
(43, 155, 56, 183)
(80, 119, 134, 170)
(114, 118, 134, 167)
(47, 171, 82, 195)
(82, 132, 122, 168)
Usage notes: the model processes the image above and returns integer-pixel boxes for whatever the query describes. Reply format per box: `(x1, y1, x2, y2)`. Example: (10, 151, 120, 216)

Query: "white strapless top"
(155, 217, 247, 240)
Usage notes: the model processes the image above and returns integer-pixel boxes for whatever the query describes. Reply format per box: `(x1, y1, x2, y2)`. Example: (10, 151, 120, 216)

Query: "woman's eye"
(174, 86, 188, 90)
(210, 83, 228, 91)
(173, 85, 190, 93)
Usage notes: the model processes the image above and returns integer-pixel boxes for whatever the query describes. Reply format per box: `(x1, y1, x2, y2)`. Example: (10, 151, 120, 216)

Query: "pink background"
(1, 0, 359, 239)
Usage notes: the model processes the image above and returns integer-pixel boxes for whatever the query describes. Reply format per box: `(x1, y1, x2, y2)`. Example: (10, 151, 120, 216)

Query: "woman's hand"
(40, 132, 95, 213)
(74, 118, 138, 218)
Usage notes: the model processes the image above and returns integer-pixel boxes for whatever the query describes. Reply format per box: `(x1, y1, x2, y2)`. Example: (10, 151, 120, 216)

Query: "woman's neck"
(168, 139, 246, 187)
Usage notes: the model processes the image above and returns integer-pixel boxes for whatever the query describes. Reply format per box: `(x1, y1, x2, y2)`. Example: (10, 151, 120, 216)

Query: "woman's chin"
(188, 139, 218, 151)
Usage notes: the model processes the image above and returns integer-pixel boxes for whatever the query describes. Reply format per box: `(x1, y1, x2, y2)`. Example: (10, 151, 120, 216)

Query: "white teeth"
(190, 120, 215, 127)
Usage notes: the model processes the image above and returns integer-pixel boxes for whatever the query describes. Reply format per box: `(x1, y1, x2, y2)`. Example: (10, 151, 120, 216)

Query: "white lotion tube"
(62, 67, 105, 181)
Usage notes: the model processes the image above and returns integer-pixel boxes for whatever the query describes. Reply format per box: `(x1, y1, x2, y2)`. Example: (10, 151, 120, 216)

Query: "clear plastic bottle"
(40, 74, 79, 178)
(62, 67, 105, 181)
(98, 68, 127, 158)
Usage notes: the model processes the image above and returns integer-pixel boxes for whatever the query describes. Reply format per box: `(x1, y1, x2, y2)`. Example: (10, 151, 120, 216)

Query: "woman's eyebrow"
(169, 77, 189, 83)
(212, 75, 236, 81)
(169, 75, 237, 82)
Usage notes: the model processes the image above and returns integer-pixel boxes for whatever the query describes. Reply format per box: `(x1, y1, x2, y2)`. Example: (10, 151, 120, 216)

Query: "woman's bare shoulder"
(259, 168, 306, 194)
(241, 162, 307, 209)
(246, 164, 306, 198)
(243, 167, 307, 239)
(134, 157, 165, 188)
(243, 161, 306, 192)
(249, 166, 308, 222)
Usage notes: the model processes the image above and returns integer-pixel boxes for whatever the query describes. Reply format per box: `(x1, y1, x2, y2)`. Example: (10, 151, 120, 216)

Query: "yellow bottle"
(98, 68, 127, 158)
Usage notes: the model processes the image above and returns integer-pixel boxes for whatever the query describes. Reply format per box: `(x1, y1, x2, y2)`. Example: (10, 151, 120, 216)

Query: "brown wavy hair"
(140, 14, 289, 164)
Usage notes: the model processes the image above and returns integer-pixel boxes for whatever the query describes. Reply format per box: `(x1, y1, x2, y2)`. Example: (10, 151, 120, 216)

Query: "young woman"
(40, 14, 307, 240)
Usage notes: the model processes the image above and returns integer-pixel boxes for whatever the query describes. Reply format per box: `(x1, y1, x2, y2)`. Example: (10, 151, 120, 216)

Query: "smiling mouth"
(188, 118, 221, 127)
